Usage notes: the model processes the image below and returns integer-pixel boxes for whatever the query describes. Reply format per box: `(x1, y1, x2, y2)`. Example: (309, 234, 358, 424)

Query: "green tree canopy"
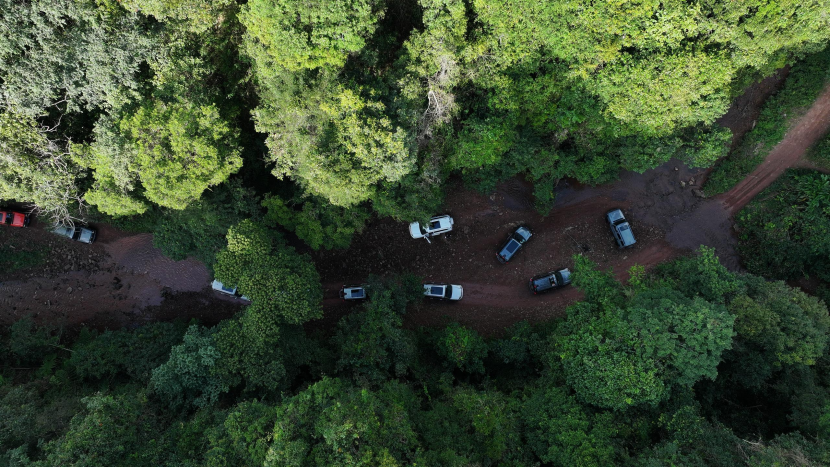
(241, 0, 381, 73)
(214, 220, 323, 324)
(557, 258, 735, 410)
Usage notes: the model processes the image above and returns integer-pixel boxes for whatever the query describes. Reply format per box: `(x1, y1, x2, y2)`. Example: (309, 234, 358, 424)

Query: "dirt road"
(3, 72, 829, 336)
(719, 83, 830, 214)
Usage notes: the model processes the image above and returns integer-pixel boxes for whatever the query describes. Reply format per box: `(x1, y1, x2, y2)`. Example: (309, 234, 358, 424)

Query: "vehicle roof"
(504, 239, 520, 254)
(211, 280, 236, 294)
(78, 227, 95, 243)
(347, 288, 365, 298)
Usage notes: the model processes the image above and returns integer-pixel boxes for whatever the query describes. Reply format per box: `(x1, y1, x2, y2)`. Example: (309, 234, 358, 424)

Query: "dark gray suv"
(529, 268, 572, 294)
(497, 226, 532, 263)
(606, 209, 636, 248)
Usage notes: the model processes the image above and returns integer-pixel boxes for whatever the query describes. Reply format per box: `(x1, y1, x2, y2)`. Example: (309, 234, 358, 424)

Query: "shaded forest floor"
(2, 74, 830, 335)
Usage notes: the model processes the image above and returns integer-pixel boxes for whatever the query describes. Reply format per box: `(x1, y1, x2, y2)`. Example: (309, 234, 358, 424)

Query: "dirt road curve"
(720, 83, 830, 214)
(2, 73, 829, 336)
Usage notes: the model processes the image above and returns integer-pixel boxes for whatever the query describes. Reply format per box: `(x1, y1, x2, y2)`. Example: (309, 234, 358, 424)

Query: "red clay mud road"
(315, 82, 830, 335)
(720, 83, 830, 214)
(3, 76, 830, 336)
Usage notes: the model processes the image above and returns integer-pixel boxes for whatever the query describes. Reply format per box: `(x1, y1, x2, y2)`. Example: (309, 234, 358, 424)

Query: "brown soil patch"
(311, 158, 739, 335)
(0, 221, 243, 330)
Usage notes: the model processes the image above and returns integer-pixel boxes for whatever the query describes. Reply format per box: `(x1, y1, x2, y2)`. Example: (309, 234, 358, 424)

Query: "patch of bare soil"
(720, 83, 830, 214)
(311, 157, 741, 336)
(0, 221, 244, 330)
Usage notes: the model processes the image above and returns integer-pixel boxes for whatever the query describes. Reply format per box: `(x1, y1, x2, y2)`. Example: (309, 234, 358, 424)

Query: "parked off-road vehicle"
(0, 210, 30, 228)
(423, 283, 463, 300)
(529, 268, 572, 294)
(606, 209, 636, 248)
(211, 280, 250, 301)
(409, 215, 454, 243)
(52, 224, 96, 244)
(339, 285, 368, 300)
(497, 226, 532, 263)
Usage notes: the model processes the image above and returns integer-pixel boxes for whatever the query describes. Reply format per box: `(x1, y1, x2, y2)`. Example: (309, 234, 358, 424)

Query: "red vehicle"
(0, 210, 30, 227)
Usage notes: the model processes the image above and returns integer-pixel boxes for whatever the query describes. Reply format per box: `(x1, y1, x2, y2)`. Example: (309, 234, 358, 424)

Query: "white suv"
(211, 280, 250, 301)
(423, 283, 463, 300)
(409, 215, 453, 243)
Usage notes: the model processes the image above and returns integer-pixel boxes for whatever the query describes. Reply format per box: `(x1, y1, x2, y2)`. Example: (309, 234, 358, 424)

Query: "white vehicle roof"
(212, 279, 237, 295)
(409, 215, 454, 239)
(211, 280, 251, 301)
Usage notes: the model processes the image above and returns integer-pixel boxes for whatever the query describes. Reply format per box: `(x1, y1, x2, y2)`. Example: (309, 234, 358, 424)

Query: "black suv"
(529, 268, 572, 294)
(606, 209, 636, 248)
(497, 226, 532, 263)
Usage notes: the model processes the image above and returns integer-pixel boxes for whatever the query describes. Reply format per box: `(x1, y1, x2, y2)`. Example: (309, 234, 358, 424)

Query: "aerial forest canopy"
(1, 0, 829, 227)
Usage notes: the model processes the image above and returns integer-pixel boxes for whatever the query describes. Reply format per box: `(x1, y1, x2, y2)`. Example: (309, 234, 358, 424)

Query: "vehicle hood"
(515, 226, 532, 241)
(409, 222, 425, 238)
(450, 285, 463, 300)
(558, 269, 572, 285)
(607, 209, 625, 223)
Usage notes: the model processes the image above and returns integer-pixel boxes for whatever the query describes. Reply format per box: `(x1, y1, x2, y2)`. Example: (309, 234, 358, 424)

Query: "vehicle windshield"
(71, 229, 81, 240)
(444, 287, 453, 298)
(3, 213, 11, 224)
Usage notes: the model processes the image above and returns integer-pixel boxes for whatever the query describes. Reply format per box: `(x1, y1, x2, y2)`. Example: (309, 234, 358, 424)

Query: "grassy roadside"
(806, 131, 830, 170)
(703, 48, 830, 195)
(0, 231, 50, 274)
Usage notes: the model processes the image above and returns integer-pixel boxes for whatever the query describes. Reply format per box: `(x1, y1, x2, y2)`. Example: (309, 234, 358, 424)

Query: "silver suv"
(606, 209, 636, 248)
(52, 224, 96, 244)
(497, 226, 532, 263)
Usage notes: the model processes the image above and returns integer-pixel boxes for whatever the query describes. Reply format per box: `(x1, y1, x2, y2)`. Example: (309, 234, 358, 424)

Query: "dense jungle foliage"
(2, 0, 830, 236)
(1, 249, 830, 466)
(3, 1, 830, 465)
(736, 168, 830, 286)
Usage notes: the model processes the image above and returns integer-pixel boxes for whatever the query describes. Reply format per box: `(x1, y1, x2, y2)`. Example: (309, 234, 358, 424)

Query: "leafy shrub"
(69, 322, 188, 383)
(806, 131, 830, 170)
(152, 180, 260, 267)
(437, 323, 489, 374)
(262, 193, 370, 250)
(149, 325, 229, 410)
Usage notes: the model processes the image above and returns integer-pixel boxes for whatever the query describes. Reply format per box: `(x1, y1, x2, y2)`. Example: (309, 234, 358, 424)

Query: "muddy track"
(4, 72, 830, 336)
(719, 83, 830, 214)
